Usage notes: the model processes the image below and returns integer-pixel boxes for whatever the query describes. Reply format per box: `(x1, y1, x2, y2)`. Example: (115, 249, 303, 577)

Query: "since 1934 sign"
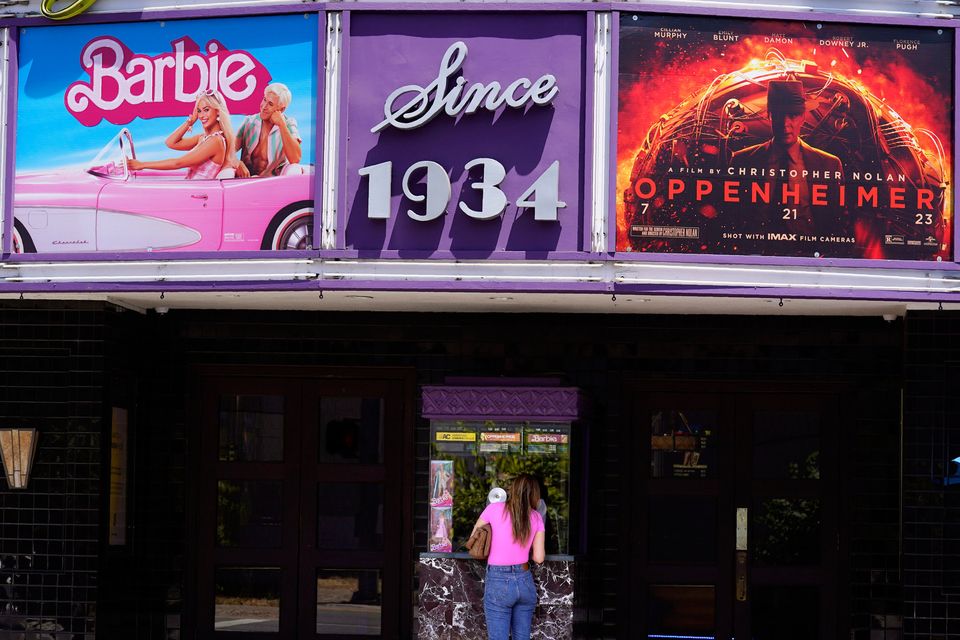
(344, 13, 587, 255)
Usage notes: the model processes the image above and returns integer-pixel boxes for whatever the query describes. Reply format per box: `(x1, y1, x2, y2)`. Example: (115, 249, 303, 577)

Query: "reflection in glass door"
(203, 386, 295, 637)
(195, 373, 408, 639)
(299, 388, 402, 639)
(742, 396, 837, 640)
(631, 389, 840, 640)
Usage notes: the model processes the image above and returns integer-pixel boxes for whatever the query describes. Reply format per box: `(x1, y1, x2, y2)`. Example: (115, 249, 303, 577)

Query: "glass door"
(195, 373, 408, 639)
(631, 388, 840, 639)
(297, 380, 404, 640)
(737, 393, 838, 640)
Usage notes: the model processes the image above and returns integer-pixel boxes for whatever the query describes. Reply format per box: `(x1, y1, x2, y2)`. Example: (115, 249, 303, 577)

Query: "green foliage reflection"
(433, 423, 571, 555)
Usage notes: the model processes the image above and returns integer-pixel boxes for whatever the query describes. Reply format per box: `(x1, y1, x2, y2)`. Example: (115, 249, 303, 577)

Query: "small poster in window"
(479, 427, 522, 454)
(429, 507, 453, 553)
(432, 421, 478, 456)
(429, 460, 454, 508)
(525, 425, 570, 455)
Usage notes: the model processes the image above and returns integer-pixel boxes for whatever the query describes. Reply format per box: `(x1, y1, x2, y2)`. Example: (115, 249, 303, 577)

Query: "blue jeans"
(483, 564, 537, 640)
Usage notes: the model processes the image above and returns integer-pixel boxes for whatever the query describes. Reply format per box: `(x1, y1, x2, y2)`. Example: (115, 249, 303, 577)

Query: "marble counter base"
(417, 556, 573, 640)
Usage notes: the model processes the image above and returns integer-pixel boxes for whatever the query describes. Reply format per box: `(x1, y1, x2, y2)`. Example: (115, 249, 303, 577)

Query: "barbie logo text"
(65, 36, 272, 127)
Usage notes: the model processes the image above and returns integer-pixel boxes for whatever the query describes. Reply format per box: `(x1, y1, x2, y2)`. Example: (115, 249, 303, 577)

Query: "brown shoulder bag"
(465, 523, 491, 560)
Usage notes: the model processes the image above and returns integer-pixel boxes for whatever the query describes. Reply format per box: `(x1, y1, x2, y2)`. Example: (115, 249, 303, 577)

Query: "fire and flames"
(616, 22, 953, 258)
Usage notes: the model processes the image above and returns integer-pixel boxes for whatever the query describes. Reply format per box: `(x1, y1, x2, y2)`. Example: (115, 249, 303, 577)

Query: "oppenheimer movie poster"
(617, 14, 954, 260)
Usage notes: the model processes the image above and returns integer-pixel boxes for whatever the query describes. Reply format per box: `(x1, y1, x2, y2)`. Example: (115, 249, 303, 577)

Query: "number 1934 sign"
(344, 13, 587, 254)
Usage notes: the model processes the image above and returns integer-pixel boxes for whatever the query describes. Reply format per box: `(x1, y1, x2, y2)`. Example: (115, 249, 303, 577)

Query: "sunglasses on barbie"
(197, 89, 225, 103)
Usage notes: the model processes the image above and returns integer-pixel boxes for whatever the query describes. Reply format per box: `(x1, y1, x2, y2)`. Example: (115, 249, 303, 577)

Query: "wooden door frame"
(621, 379, 851, 640)
(184, 365, 416, 640)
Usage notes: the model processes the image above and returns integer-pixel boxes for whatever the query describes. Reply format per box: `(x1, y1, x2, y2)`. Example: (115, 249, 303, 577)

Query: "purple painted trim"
(0, 3, 326, 28)
(13, 249, 952, 269)
(0, 2, 954, 28)
(7, 249, 318, 262)
(313, 12, 327, 252)
(608, 15, 619, 254)
(610, 285, 960, 303)
(443, 376, 566, 386)
(319, 280, 612, 293)
(618, 4, 960, 27)
(421, 384, 582, 420)
(422, 413, 569, 422)
(337, 10, 352, 251)
(8, 11, 322, 263)
(0, 3, 605, 28)
(314, 249, 605, 260)
(4, 278, 960, 304)
(2, 28, 19, 258)
(315, 244, 960, 270)
(338, 4, 603, 12)
(613, 251, 960, 271)
(344, 4, 955, 27)
(611, 10, 958, 268)
(0, 4, 954, 272)
(581, 11, 596, 254)
(954, 28, 959, 261)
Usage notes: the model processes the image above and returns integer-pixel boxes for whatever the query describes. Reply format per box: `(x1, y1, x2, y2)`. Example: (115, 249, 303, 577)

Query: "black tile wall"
(126, 309, 904, 639)
(0, 302, 106, 640)
(903, 310, 960, 640)
(0, 303, 916, 638)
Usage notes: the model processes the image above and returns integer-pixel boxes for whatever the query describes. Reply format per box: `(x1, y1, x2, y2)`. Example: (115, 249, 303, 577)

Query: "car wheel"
(12, 221, 36, 254)
(261, 201, 314, 251)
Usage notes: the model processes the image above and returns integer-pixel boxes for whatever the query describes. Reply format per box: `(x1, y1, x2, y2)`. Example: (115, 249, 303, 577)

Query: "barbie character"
(128, 89, 236, 179)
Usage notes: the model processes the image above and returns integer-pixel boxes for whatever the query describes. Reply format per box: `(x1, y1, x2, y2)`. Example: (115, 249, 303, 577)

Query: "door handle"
(735, 507, 748, 602)
(736, 551, 748, 602)
(190, 194, 209, 200)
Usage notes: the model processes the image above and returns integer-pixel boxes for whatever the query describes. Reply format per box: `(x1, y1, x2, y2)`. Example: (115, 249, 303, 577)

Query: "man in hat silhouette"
(731, 79, 843, 233)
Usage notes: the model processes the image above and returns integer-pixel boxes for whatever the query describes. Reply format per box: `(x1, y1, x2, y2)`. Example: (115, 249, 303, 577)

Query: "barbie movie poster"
(617, 14, 953, 260)
(429, 506, 453, 553)
(429, 460, 454, 508)
(13, 14, 317, 255)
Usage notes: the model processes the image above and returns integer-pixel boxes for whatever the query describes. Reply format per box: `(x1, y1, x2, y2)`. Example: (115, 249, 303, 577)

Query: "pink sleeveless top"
(185, 131, 226, 180)
(481, 501, 544, 566)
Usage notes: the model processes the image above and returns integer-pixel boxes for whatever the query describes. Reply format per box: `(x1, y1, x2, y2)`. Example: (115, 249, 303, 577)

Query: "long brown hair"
(503, 474, 541, 545)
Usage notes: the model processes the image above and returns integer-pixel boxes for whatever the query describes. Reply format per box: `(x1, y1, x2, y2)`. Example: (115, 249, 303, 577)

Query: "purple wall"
(343, 12, 587, 256)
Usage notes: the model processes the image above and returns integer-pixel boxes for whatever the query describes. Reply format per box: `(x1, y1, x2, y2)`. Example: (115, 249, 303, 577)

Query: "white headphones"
(487, 487, 507, 504)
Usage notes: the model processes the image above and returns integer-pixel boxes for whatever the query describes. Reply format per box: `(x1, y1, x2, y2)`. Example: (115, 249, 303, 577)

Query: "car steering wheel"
(118, 128, 136, 178)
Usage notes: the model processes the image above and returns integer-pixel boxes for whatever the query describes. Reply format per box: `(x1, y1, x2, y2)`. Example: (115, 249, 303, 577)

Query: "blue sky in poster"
(16, 13, 318, 172)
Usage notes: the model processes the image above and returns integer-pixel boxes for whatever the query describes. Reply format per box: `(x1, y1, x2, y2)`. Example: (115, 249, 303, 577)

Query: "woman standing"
(128, 89, 236, 179)
(472, 474, 546, 640)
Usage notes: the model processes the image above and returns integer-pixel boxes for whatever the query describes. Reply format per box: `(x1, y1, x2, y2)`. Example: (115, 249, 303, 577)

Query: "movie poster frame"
(0, 3, 955, 274)
(0, 5, 327, 262)
(0, 4, 597, 265)
(332, 7, 595, 261)
(611, 4, 960, 271)
(1, 27, 16, 259)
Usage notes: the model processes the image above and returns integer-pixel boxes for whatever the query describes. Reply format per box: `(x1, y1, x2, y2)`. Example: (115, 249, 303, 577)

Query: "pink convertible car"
(13, 129, 315, 253)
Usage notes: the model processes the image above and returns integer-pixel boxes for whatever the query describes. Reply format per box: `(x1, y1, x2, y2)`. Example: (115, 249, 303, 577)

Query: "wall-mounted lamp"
(0, 429, 38, 489)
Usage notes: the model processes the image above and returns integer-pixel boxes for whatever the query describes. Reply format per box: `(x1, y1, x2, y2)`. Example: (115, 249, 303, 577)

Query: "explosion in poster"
(617, 14, 953, 260)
